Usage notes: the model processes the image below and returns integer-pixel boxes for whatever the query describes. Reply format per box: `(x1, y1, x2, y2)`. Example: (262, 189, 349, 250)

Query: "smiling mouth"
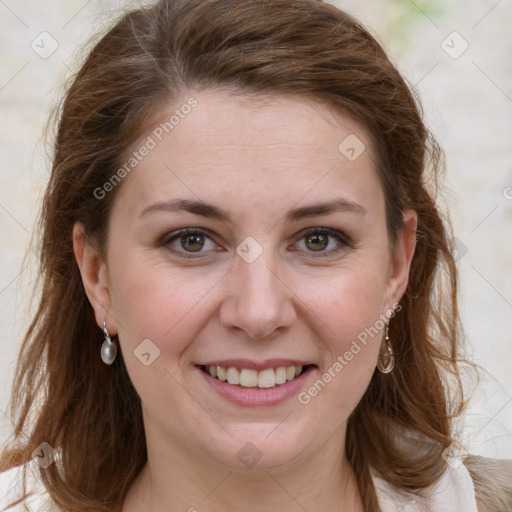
(199, 364, 316, 389)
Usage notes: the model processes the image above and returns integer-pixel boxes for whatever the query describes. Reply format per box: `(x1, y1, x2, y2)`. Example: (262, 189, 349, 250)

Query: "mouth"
(198, 364, 317, 390)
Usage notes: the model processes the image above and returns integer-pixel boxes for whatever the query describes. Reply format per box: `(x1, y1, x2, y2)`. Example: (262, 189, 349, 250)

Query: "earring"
(377, 322, 394, 374)
(100, 321, 117, 365)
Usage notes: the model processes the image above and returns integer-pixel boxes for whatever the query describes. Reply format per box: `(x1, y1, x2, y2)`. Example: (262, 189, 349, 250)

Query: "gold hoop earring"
(377, 322, 394, 374)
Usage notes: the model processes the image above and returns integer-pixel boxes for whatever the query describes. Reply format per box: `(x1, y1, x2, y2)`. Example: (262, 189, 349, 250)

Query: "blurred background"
(1, 0, 511, 458)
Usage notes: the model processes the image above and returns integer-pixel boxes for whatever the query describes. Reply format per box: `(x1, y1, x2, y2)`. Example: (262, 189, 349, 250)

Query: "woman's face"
(76, 90, 416, 471)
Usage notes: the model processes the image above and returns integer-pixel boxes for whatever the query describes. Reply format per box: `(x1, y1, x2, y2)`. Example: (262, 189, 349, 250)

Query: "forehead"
(114, 89, 382, 215)
(155, 89, 373, 157)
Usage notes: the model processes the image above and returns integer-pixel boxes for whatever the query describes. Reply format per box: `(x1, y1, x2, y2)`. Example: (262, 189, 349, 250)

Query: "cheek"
(109, 244, 388, 356)
(296, 257, 388, 348)
(107, 229, 389, 415)
(108, 250, 224, 357)
(108, 259, 225, 406)
(291, 260, 387, 411)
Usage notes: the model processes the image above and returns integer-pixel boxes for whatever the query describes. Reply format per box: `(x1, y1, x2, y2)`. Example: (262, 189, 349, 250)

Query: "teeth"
(216, 366, 227, 381)
(275, 366, 287, 385)
(205, 365, 306, 389)
(226, 367, 240, 385)
(239, 368, 258, 387)
(258, 368, 275, 388)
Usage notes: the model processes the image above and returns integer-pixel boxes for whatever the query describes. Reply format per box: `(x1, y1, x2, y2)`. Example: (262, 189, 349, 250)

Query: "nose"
(219, 250, 297, 339)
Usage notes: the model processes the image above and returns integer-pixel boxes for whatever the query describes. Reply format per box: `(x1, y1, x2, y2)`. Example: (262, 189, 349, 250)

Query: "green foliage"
(386, 0, 449, 47)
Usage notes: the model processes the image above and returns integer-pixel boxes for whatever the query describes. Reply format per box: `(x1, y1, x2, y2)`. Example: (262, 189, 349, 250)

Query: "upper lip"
(197, 359, 316, 371)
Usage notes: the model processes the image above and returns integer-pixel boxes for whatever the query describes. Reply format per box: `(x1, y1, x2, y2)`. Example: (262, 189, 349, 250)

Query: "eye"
(293, 227, 351, 257)
(161, 228, 220, 258)
(161, 226, 351, 260)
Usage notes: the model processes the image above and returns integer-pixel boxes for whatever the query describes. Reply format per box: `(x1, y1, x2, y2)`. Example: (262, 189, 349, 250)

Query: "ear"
(384, 209, 417, 311)
(73, 222, 117, 335)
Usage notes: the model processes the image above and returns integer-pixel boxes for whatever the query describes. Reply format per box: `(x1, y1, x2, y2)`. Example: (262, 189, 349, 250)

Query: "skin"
(73, 90, 417, 512)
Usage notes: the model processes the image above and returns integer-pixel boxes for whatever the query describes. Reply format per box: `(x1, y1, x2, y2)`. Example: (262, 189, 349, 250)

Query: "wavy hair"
(1, 1, 471, 510)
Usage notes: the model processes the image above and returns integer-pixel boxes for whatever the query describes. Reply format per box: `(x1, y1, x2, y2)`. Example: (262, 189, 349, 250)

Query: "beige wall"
(1, 0, 511, 458)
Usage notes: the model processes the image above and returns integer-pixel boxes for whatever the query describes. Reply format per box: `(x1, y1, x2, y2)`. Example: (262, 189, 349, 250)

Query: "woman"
(1, 0, 511, 511)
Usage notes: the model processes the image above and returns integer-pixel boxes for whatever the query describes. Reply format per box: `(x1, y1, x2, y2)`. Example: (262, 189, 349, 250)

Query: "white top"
(0, 459, 479, 511)
(371, 463, 478, 511)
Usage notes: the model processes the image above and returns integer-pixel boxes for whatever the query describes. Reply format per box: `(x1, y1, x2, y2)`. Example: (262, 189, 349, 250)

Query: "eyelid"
(160, 227, 217, 245)
(161, 226, 352, 258)
(294, 226, 352, 247)
(290, 226, 352, 258)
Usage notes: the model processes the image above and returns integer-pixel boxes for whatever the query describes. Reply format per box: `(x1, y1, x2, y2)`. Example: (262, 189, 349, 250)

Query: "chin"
(204, 425, 311, 471)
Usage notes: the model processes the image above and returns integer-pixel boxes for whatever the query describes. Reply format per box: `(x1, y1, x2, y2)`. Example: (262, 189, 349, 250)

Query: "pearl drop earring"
(101, 321, 117, 365)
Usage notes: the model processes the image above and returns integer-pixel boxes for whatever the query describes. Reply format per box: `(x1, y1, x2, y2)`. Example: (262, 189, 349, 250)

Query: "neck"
(122, 424, 364, 512)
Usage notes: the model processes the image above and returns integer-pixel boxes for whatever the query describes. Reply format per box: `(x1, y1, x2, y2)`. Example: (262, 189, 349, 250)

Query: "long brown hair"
(1, 1, 471, 510)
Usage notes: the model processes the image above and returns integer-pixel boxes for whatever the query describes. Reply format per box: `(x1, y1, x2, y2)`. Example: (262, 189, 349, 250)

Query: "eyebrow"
(139, 197, 367, 222)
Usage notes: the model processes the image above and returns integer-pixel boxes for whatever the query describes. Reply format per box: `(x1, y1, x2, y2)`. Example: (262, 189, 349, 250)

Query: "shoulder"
(464, 455, 512, 512)
(0, 463, 57, 512)
(372, 460, 479, 512)
(371, 454, 512, 512)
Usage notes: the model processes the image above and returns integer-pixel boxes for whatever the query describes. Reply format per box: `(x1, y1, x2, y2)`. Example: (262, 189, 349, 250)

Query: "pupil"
(182, 234, 204, 252)
(307, 234, 327, 251)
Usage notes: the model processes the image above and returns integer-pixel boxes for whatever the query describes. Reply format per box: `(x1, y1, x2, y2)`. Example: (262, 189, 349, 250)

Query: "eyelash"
(160, 227, 352, 260)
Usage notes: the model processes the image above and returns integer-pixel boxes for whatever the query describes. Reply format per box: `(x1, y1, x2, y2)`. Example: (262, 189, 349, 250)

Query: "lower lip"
(196, 366, 316, 407)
